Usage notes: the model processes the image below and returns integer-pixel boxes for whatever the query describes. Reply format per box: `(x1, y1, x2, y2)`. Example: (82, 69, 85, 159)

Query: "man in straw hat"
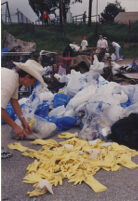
(1, 59, 45, 147)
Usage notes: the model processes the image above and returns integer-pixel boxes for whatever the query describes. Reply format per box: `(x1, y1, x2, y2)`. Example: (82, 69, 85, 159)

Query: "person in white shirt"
(81, 36, 88, 51)
(49, 13, 56, 24)
(103, 37, 108, 51)
(97, 35, 107, 49)
(1, 59, 45, 142)
(97, 35, 107, 61)
(112, 41, 121, 61)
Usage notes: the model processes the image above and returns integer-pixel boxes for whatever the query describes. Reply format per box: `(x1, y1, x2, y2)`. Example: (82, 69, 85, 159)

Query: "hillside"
(2, 22, 138, 58)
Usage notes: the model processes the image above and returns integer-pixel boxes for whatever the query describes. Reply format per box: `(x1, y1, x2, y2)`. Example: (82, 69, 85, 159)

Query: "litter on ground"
(8, 132, 138, 197)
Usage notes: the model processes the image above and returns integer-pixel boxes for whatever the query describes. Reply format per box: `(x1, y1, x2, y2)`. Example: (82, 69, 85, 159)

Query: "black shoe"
(1, 151, 13, 159)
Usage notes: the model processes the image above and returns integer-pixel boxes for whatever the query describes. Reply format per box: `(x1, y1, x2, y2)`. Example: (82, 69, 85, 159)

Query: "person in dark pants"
(43, 11, 50, 27)
(83, 11, 87, 24)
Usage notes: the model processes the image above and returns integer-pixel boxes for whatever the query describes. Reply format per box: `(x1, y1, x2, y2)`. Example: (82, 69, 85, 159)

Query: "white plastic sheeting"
(18, 59, 138, 141)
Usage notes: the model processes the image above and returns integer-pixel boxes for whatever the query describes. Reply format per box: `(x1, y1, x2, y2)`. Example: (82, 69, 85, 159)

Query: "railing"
(1, 1, 100, 26)
(72, 14, 100, 24)
(16, 9, 32, 24)
(1, 2, 32, 24)
(1, 1, 12, 23)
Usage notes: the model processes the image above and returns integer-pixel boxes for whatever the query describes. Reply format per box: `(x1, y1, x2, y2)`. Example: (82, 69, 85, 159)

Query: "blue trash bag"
(48, 116, 77, 131)
(53, 93, 70, 108)
(34, 100, 49, 119)
(1, 102, 17, 125)
(130, 61, 137, 68)
(120, 99, 131, 108)
(1, 48, 10, 59)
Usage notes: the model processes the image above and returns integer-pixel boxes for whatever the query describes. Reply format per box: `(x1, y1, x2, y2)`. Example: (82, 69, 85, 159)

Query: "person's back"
(112, 42, 121, 61)
(112, 42, 120, 48)
(1, 68, 19, 109)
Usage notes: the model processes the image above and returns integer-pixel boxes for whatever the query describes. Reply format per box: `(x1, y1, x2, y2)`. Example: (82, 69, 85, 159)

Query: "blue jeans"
(115, 47, 120, 60)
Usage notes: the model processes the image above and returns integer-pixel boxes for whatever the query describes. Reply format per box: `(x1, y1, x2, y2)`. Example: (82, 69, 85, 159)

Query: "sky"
(71, 0, 138, 16)
(1, 0, 138, 23)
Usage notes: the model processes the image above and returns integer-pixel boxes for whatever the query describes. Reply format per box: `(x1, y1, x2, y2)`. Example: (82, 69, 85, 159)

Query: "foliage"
(101, 0, 125, 23)
(28, 0, 82, 21)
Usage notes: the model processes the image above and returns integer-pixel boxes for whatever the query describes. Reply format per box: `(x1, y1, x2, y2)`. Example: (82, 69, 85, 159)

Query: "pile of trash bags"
(3, 58, 138, 146)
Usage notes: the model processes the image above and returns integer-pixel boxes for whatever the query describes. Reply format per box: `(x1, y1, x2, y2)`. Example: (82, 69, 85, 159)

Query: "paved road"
(1, 125, 138, 201)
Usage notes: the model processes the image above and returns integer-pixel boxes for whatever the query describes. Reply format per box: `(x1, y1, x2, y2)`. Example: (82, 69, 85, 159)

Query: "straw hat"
(13, 59, 45, 87)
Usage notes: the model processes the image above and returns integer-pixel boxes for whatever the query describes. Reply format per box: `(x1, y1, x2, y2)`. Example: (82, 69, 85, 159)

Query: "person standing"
(112, 41, 121, 61)
(83, 11, 87, 24)
(43, 11, 50, 27)
(103, 37, 108, 51)
(81, 36, 88, 51)
(49, 13, 56, 25)
(97, 35, 107, 61)
(1, 59, 45, 158)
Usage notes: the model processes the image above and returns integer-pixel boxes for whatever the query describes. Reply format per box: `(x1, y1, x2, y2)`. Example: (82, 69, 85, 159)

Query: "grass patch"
(2, 22, 138, 57)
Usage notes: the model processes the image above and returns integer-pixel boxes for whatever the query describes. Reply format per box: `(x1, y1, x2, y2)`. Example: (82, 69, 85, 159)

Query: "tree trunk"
(59, 0, 63, 25)
(88, 0, 93, 26)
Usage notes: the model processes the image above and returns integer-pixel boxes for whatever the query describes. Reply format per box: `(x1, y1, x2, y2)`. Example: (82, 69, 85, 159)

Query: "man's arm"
(1, 108, 28, 139)
(10, 98, 32, 134)
(10, 98, 24, 121)
(1, 108, 18, 129)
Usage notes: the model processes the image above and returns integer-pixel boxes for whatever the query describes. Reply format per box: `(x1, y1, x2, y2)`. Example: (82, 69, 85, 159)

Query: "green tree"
(101, 0, 125, 23)
(28, 0, 82, 24)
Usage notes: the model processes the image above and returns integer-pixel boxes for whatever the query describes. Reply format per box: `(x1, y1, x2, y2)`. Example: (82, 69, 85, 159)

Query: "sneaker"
(1, 151, 13, 159)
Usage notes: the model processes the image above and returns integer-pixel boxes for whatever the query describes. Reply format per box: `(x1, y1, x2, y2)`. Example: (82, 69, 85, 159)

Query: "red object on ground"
(57, 57, 73, 73)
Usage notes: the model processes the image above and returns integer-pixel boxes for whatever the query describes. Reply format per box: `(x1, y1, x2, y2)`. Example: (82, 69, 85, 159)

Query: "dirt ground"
(1, 125, 138, 201)
(116, 58, 138, 66)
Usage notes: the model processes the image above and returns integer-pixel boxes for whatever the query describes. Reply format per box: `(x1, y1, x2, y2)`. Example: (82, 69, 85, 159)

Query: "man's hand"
(13, 124, 28, 140)
(1, 108, 27, 139)
(20, 117, 32, 135)
(10, 99, 32, 135)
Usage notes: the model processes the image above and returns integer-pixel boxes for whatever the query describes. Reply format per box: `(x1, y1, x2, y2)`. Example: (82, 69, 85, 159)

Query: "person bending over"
(1, 59, 45, 141)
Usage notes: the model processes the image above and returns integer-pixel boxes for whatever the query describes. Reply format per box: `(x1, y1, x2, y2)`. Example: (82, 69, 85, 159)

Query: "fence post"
(17, 9, 19, 23)
(21, 12, 24, 23)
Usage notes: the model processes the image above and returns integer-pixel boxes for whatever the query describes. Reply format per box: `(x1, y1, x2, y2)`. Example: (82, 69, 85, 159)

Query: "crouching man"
(1, 59, 45, 158)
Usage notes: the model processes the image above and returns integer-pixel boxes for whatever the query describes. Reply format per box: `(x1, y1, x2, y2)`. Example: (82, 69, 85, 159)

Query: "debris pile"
(3, 55, 138, 145)
(8, 132, 138, 197)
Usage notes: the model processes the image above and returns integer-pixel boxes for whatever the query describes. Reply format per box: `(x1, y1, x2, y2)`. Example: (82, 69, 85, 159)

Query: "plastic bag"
(48, 116, 77, 131)
(53, 93, 70, 108)
(28, 119, 56, 140)
(2, 102, 17, 125)
(12, 117, 56, 140)
(66, 70, 87, 97)
(49, 105, 66, 117)
(34, 100, 49, 118)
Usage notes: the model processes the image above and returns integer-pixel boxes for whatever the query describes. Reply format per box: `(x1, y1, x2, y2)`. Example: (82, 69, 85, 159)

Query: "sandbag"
(28, 121, 56, 140)
(11, 119, 56, 140)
